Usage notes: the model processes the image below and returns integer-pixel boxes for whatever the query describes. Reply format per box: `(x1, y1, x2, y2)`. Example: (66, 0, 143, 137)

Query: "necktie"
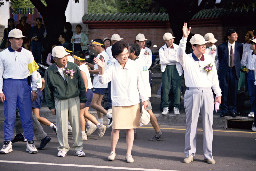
(230, 45, 234, 67)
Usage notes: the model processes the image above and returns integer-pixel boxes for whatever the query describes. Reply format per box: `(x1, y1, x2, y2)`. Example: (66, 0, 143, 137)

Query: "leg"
(80, 108, 86, 132)
(91, 93, 107, 115)
(184, 89, 200, 158)
(31, 114, 47, 141)
(111, 129, 120, 153)
(55, 98, 70, 152)
(84, 107, 99, 125)
(126, 129, 134, 156)
(247, 71, 255, 112)
(171, 66, 181, 109)
(202, 90, 214, 160)
(69, 97, 83, 151)
(148, 110, 160, 133)
(161, 67, 171, 109)
(229, 69, 238, 113)
(219, 72, 229, 115)
(33, 108, 52, 126)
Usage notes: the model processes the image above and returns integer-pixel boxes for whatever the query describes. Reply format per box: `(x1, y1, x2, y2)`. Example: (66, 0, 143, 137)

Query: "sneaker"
(162, 107, 169, 115)
(51, 124, 57, 134)
(108, 151, 116, 161)
(252, 124, 256, 132)
(107, 117, 113, 128)
(125, 155, 134, 163)
(38, 136, 51, 150)
(204, 158, 216, 164)
(0, 141, 13, 154)
(174, 107, 180, 115)
(98, 124, 106, 137)
(26, 141, 38, 154)
(150, 133, 163, 141)
(82, 133, 87, 141)
(248, 112, 254, 118)
(11, 133, 25, 143)
(75, 150, 85, 157)
(184, 155, 194, 163)
(86, 124, 97, 136)
(57, 150, 67, 157)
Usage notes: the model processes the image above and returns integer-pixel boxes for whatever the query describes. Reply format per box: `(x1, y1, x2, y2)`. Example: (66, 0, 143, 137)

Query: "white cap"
(136, 33, 147, 41)
(8, 28, 25, 38)
(163, 33, 175, 40)
(111, 34, 123, 41)
(251, 38, 256, 44)
(204, 33, 217, 43)
(52, 46, 69, 58)
(190, 34, 208, 45)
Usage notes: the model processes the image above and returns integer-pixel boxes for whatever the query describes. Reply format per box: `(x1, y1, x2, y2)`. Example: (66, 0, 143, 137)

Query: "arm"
(44, 70, 55, 110)
(81, 33, 88, 47)
(145, 48, 152, 69)
(241, 50, 249, 67)
(0, 56, 5, 102)
(46, 53, 53, 66)
(94, 57, 112, 84)
(137, 66, 149, 103)
(76, 66, 87, 104)
(177, 23, 191, 66)
(211, 62, 222, 99)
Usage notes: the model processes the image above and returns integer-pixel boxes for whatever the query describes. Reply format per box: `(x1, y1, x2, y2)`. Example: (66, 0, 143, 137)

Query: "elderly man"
(159, 33, 183, 115)
(178, 23, 221, 164)
(0, 28, 38, 154)
(44, 46, 87, 157)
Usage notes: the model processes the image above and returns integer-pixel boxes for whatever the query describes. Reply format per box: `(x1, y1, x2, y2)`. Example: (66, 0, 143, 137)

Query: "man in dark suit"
(218, 29, 243, 117)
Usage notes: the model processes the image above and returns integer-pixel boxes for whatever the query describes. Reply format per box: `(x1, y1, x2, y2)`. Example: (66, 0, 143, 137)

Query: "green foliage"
(88, 0, 118, 13)
(10, 0, 46, 8)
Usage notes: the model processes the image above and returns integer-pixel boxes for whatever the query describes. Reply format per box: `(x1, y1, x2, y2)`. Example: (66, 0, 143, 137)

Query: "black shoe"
(231, 112, 237, 117)
(38, 136, 51, 150)
(149, 134, 163, 141)
(11, 133, 25, 143)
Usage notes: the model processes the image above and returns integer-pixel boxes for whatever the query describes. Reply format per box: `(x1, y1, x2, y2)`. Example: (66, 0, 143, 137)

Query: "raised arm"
(177, 23, 191, 66)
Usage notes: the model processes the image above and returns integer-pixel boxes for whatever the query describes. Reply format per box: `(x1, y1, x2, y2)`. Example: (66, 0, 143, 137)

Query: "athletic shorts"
(32, 88, 43, 109)
(92, 88, 107, 95)
(85, 89, 93, 107)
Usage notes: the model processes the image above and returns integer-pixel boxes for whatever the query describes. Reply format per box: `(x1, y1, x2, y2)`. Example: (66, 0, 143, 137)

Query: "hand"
(80, 103, 85, 109)
(182, 23, 191, 38)
(94, 57, 105, 68)
(215, 96, 221, 105)
(0, 93, 5, 103)
(31, 91, 37, 102)
(51, 109, 56, 115)
(142, 100, 148, 109)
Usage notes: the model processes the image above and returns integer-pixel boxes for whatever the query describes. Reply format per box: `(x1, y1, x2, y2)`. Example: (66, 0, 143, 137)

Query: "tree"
(88, 0, 118, 13)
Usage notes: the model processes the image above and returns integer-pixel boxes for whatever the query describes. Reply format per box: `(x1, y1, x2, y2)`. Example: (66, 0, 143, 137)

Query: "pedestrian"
(0, 28, 38, 154)
(218, 29, 243, 117)
(44, 46, 87, 157)
(16, 15, 31, 50)
(103, 38, 111, 49)
(71, 24, 88, 53)
(178, 23, 221, 164)
(30, 17, 45, 63)
(58, 32, 72, 51)
(204, 33, 218, 68)
(129, 43, 162, 141)
(0, 18, 15, 49)
(94, 41, 148, 163)
(32, 71, 57, 133)
(159, 33, 183, 115)
(73, 51, 106, 140)
(90, 39, 112, 127)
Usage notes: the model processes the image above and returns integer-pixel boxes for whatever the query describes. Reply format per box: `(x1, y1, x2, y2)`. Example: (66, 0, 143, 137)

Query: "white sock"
(98, 118, 103, 125)
(97, 123, 101, 128)
(106, 113, 112, 118)
(50, 123, 54, 128)
(82, 131, 86, 135)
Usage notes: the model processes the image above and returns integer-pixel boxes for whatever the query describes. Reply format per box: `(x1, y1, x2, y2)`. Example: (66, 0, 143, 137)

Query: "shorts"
(85, 89, 93, 107)
(32, 88, 43, 109)
(92, 88, 107, 95)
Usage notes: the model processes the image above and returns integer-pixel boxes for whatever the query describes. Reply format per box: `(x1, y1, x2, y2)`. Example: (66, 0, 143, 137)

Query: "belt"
(186, 87, 211, 90)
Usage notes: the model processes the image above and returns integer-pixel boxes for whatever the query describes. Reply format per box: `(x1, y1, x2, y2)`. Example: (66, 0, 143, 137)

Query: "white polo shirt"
(99, 59, 148, 106)
(93, 50, 110, 88)
(178, 37, 221, 97)
(79, 63, 93, 89)
(0, 47, 37, 93)
(138, 47, 152, 70)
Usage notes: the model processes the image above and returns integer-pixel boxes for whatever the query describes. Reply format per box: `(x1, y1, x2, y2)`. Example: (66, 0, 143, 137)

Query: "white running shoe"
(82, 133, 88, 141)
(86, 124, 97, 136)
(57, 150, 67, 157)
(162, 107, 169, 115)
(0, 141, 13, 154)
(248, 112, 254, 118)
(26, 141, 38, 154)
(75, 150, 85, 157)
(68, 123, 72, 133)
(108, 151, 116, 161)
(252, 123, 256, 132)
(98, 124, 106, 137)
(174, 107, 180, 115)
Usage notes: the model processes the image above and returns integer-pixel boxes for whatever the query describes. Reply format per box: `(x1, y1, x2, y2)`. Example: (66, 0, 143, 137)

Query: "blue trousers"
(248, 70, 255, 112)
(3, 79, 34, 141)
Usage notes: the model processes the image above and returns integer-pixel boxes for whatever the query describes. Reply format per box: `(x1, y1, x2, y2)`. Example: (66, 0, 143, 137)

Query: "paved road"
(0, 122, 255, 171)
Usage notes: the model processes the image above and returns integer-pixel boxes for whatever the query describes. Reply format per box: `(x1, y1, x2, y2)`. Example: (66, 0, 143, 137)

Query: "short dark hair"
(226, 29, 236, 37)
(104, 38, 112, 45)
(59, 32, 67, 41)
(74, 51, 85, 59)
(129, 43, 140, 57)
(93, 39, 105, 48)
(112, 41, 128, 58)
(76, 24, 82, 29)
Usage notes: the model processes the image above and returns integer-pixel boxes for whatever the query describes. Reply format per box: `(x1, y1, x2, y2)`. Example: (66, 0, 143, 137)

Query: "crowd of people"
(0, 17, 255, 165)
